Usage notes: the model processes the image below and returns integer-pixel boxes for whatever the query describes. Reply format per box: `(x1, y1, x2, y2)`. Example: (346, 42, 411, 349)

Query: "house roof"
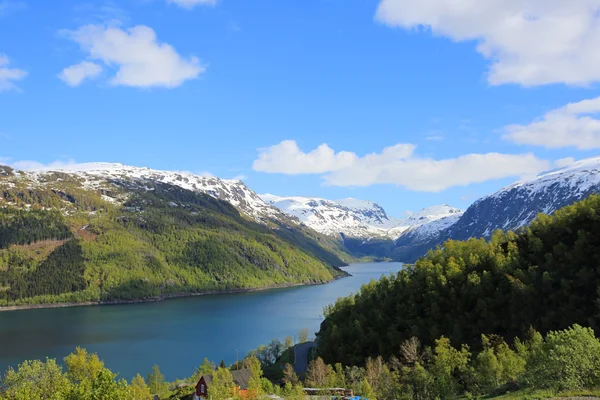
(201, 369, 252, 390)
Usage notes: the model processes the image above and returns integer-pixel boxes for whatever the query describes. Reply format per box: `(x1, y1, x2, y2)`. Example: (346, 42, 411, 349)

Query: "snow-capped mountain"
(444, 157, 600, 241)
(261, 194, 463, 240)
(23, 163, 290, 224)
(395, 156, 600, 261)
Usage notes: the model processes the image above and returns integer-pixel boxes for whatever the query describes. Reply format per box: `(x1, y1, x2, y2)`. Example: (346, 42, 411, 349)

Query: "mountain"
(261, 194, 398, 239)
(261, 194, 462, 240)
(0, 163, 349, 307)
(395, 156, 600, 261)
(29, 163, 290, 224)
(261, 194, 463, 259)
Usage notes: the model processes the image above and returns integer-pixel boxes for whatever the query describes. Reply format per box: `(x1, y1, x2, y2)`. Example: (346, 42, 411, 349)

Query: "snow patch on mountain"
(457, 156, 600, 236)
(23, 163, 289, 223)
(261, 194, 463, 240)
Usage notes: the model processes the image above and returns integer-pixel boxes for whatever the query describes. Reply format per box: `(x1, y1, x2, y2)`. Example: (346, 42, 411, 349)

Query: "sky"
(1, 0, 600, 216)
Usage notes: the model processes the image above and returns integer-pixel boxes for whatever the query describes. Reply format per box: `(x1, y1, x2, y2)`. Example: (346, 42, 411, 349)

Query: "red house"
(195, 369, 252, 399)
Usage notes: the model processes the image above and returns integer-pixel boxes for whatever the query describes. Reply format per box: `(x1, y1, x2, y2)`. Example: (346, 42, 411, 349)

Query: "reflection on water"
(0, 262, 402, 380)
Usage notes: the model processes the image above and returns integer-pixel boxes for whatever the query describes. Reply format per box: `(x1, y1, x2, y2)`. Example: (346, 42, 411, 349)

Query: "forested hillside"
(318, 195, 600, 366)
(0, 169, 348, 307)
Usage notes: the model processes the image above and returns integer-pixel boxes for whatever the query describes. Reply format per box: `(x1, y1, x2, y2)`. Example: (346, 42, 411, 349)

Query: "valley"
(2, 156, 600, 309)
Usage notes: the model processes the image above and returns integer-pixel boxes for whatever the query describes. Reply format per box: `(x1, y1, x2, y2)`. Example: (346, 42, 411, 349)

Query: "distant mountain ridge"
(261, 193, 463, 243)
(9, 156, 600, 267)
(395, 156, 600, 261)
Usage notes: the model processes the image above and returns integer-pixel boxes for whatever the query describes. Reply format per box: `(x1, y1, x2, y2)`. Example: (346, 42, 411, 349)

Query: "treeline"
(306, 324, 600, 399)
(318, 195, 600, 366)
(0, 239, 86, 302)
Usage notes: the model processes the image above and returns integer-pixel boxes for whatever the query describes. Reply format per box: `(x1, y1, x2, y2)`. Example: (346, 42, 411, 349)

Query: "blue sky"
(1, 0, 600, 216)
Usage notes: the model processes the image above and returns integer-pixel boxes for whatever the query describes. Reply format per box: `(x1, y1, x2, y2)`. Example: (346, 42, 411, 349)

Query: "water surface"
(0, 262, 402, 380)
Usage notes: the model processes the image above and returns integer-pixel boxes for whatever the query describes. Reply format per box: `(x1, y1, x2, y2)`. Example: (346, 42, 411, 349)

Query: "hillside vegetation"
(318, 194, 600, 364)
(0, 171, 348, 307)
(312, 195, 600, 398)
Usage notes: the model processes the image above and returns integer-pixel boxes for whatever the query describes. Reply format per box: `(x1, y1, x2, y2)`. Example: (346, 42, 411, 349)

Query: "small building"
(195, 369, 252, 399)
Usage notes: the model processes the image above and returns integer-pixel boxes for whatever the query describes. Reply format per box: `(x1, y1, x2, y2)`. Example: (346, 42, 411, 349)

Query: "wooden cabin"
(195, 369, 252, 399)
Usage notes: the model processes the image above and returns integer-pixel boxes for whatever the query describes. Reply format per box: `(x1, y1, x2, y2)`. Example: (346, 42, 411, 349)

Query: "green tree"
(0, 359, 71, 400)
(193, 358, 215, 382)
(146, 365, 167, 396)
(208, 368, 235, 400)
(523, 324, 600, 391)
(131, 374, 151, 400)
(402, 363, 434, 400)
(298, 328, 310, 344)
(431, 337, 471, 399)
(85, 369, 134, 400)
(64, 347, 104, 385)
(284, 336, 294, 349)
(244, 356, 264, 399)
(357, 378, 376, 400)
(281, 383, 304, 400)
(475, 335, 525, 392)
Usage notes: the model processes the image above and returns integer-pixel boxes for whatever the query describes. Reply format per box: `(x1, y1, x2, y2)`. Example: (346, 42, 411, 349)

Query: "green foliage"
(207, 368, 234, 400)
(297, 328, 309, 344)
(522, 324, 600, 391)
(0, 359, 71, 400)
(430, 337, 470, 398)
(0, 349, 134, 400)
(318, 195, 600, 366)
(0, 178, 348, 307)
(0, 208, 72, 249)
(474, 335, 525, 393)
(130, 374, 152, 400)
(193, 358, 215, 382)
(244, 356, 263, 399)
(146, 365, 167, 396)
(64, 347, 105, 385)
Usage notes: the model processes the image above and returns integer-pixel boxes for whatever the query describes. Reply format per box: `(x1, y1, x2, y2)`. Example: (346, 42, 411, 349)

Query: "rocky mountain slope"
(29, 163, 289, 224)
(395, 157, 600, 261)
(0, 163, 349, 307)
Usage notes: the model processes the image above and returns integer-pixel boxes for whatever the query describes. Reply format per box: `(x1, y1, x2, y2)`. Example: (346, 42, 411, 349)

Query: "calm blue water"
(0, 262, 402, 380)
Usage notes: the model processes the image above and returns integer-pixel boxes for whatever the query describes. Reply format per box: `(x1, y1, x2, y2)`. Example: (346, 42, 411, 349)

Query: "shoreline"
(0, 278, 344, 313)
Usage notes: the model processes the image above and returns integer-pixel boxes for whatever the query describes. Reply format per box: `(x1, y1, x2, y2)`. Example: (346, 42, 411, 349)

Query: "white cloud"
(58, 61, 103, 86)
(62, 24, 204, 88)
(167, 0, 217, 9)
(8, 159, 76, 171)
(375, 0, 600, 86)
(253, 140, 549, 192)
(555, 157, 576, 168)
(0, 54, 27, 91)
(253, 140, 361, 175)
(503, 96, 600, 149)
